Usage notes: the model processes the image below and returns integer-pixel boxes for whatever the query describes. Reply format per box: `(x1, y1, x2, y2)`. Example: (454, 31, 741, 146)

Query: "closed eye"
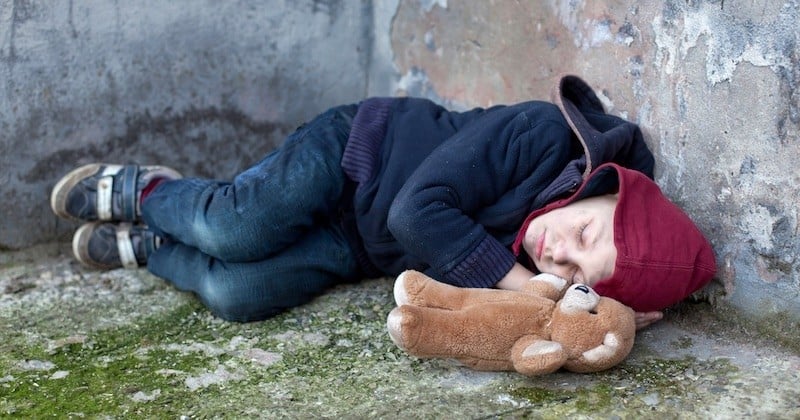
(576, 222, 588, 245)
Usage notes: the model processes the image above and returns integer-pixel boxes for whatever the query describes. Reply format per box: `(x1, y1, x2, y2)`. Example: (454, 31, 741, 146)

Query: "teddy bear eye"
(575, 285, 590, 294)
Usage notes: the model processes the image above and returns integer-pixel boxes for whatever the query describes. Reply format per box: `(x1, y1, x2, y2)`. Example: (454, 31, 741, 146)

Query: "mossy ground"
(1, 245, 799, 418)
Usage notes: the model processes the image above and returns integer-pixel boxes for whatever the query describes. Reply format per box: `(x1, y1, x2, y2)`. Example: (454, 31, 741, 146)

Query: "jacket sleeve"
(387, 103, 574, 288)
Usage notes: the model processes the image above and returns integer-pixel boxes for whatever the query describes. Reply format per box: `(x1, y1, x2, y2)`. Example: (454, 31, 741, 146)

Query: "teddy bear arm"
(395, 270, 549, 310)
(582, 332, 620, 363)
(519, 273, 570, 301)
(510, 336, 568, 376)
(566, 331, 633, 373)
(388, 304, 499, 359)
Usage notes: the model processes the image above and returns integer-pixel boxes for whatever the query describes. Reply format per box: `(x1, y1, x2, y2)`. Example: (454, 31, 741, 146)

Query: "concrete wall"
(0, 0, 395, 248)
(391, 0, 800, 330)
(2, 1, 798, 331)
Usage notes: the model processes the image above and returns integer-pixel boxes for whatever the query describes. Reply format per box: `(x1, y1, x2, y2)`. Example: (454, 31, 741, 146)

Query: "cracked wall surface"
(1, 0, 799, 330)
(0, 0, 381, 248)
(390, 0, 800, 328)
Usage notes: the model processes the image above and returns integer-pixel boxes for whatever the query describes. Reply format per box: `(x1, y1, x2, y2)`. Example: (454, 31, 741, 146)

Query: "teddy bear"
(386, 270, 636, 376)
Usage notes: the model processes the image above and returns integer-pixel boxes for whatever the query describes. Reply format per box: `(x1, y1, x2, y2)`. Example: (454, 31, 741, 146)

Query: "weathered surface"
(391, 0, 800, 341)
(0, 0, 382, 248)
(2, 0, 800, 401)
(1, 245, 799, 418)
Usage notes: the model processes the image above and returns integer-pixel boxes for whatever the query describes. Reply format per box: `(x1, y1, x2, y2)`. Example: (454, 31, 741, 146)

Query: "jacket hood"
(513, 163, 717, 312)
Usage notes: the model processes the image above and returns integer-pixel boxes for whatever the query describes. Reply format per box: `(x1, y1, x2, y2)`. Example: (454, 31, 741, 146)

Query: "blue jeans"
(141, 104, 361, 322)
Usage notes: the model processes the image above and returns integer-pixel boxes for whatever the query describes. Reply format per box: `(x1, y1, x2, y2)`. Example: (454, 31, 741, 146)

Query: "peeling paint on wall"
(742, 205, 780, 253)
(390, 0, 800, 327)
(653, 0, 798, 86)
(396, 67, 462, 110)
(419, 0, 447, 13)
(4, 0, 800, 334)
(548, 0, 639, 51)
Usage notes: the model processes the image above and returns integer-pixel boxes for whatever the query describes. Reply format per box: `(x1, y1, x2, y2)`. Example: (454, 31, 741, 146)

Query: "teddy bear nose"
(575, 285, 590, 294)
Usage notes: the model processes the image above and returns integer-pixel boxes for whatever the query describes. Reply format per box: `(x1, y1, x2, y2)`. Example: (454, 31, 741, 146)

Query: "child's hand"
(634, 311, 663, 330)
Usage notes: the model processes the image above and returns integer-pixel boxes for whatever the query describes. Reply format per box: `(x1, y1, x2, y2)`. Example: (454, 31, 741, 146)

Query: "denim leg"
(141, 104, 357, 263)
(147, 223, 360, 322)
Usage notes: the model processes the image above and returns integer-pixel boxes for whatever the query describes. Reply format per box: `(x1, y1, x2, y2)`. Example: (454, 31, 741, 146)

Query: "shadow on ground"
(1, 244, 799, 418)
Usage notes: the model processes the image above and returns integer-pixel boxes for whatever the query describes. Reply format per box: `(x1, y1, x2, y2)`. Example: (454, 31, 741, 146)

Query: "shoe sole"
(51, 163, 182, 222)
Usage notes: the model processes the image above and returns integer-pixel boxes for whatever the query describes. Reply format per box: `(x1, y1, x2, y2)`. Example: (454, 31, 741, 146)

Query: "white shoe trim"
(116, 223, 139, 269)
(97, 175, 114, 220)
(97, 165, 123, 220)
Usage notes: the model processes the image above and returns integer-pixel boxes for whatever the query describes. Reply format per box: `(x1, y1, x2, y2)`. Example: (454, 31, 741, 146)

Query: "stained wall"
(389, 0, 800, 330)
(2, 0, 798, 330)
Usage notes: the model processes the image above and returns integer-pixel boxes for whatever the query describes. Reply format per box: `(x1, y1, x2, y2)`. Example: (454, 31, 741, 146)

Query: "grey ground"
(1, 243, 799, 419)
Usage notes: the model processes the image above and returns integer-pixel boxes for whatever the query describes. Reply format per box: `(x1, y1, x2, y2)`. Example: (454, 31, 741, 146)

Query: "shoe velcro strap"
(120, 165, 139, 222)
(97, 175, 115, 220)
(143, 231, 160, 260)
(116, 223, 140, 269)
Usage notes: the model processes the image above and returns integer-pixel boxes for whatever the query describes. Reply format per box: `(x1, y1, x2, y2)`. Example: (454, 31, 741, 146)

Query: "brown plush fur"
(387, 270, 636, 376)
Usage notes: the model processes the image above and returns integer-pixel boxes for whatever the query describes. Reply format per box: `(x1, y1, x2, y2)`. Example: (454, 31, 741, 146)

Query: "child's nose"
(551, 240, 570, 264)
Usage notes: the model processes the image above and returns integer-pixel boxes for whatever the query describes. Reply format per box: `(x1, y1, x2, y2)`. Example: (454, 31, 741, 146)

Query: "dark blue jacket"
(341, 76, 654, 288)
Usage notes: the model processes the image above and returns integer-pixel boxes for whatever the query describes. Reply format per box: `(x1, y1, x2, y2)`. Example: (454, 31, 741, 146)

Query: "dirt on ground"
(1, 244, 799, 418)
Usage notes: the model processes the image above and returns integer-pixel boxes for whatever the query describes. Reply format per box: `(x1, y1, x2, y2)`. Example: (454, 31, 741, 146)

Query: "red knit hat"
(512, 163, 716, 312)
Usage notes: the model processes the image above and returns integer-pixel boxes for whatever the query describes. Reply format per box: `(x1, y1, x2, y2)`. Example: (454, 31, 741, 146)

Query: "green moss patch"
(506, 357, 738, 417)
(2, 250, 798, 418)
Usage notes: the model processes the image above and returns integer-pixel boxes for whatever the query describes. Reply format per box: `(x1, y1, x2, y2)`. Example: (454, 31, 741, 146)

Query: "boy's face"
(521, 194, 618, 286)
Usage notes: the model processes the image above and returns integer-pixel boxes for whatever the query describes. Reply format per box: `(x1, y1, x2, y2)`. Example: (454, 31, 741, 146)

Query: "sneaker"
(72, 222, 161, 269)
(51, 164, 182, 223)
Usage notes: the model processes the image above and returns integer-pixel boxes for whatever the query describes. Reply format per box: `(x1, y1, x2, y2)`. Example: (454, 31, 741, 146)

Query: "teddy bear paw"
(531, 273, 569, 291)
(387, 307, 416, 349)
(582, 332, 620, 363)
(521, 273, 570, 301)
(393, 272, 411, 306)
(521, 340, 563, 357)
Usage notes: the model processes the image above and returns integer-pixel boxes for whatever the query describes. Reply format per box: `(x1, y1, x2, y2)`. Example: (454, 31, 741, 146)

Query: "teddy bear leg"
(386, 306, 412, 350)
(386, 304, 474, 358)
(394, 270, 470, 309)
(387, 304, 448, 354)
(510, 336, 568, 376)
